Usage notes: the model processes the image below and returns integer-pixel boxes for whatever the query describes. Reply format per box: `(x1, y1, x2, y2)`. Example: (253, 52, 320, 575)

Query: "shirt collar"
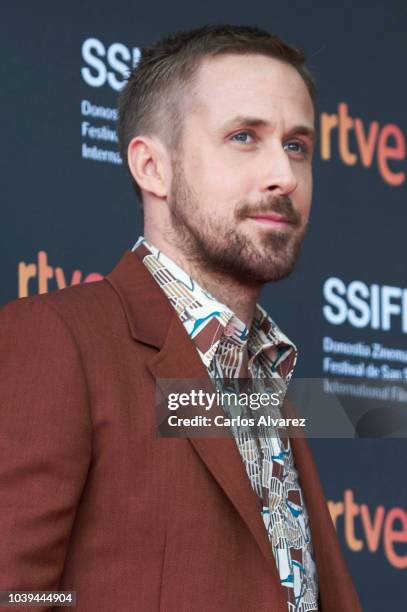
(131, 236, 297, 379)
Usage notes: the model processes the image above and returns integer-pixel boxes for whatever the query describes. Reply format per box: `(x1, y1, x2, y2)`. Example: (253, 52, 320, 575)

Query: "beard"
(167, 163, 308, 286)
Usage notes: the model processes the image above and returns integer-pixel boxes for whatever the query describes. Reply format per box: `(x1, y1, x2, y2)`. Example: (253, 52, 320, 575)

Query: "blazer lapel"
(106, 251, 285, 590)
(148, 310, 285, 580)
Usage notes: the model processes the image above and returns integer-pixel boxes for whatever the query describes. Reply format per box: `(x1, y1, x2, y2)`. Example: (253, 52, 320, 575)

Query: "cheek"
(184, 152, 250, 210)
(294, 165, 313, 206)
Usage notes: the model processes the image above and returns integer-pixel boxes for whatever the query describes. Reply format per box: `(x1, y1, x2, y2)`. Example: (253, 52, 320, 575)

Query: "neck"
(144, 230, 261, 328)
(189, 266, 260, 329)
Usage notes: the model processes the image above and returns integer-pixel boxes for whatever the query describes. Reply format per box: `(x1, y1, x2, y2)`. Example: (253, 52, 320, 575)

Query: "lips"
(247, 213, 291, 225)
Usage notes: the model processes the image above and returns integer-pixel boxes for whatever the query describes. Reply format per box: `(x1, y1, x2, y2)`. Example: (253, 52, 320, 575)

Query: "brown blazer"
(0, 251, 361, 612)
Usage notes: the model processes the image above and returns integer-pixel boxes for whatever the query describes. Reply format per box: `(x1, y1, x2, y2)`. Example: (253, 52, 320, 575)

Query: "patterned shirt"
(132, 236, 319, 612)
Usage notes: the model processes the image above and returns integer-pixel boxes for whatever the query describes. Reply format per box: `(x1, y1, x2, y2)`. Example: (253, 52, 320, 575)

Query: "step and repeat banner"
(2, 2, 407, 609)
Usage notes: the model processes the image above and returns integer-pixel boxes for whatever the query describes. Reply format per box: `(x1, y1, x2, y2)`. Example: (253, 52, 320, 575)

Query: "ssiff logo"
(81, 37, 141, 91)
(18, 251, 103, 298)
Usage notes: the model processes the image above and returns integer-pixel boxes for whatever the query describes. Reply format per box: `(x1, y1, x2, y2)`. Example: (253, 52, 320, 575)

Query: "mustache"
(235, 196, 301, 226)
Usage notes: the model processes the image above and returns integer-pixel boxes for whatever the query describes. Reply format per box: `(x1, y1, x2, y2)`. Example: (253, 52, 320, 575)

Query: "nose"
(262, 143, 298, 196)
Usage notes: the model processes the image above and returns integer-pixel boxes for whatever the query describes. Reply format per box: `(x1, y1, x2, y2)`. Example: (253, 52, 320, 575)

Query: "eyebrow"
(218, 115, 316, 142)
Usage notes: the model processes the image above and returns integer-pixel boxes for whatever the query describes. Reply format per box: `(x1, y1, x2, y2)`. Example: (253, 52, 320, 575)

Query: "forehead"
(188, 53, 314, 128)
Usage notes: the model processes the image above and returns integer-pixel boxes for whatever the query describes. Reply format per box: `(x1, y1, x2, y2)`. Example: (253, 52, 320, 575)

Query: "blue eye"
(284, 141, 308, 154)
(231, 131, 254, 144)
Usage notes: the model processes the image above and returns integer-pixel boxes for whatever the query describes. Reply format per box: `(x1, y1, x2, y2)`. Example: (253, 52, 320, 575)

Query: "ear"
(127, 135, 170, 199)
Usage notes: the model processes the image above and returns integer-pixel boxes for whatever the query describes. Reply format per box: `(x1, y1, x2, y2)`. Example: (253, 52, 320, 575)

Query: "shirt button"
(224, 324, 234, 337)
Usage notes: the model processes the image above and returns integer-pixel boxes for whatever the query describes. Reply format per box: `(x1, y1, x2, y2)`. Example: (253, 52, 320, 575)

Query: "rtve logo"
(18, 251, 103, 298)
(328, 489, 407, 569)
(320, 102, 405, 187)
(81, 37, 141, 91)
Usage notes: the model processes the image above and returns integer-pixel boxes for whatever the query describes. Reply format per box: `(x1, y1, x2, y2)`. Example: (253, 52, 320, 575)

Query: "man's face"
(167, 53, 315, 284)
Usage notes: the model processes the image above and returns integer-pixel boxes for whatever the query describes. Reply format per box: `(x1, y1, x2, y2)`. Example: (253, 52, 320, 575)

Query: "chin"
(227, 257, 297, 285)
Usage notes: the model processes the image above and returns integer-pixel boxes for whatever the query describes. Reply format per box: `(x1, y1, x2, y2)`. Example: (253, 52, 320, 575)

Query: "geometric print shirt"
(132, 236, 319, 611)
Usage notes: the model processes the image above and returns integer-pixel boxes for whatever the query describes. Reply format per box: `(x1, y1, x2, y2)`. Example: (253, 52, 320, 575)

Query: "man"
(0, 25, 360, 611)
